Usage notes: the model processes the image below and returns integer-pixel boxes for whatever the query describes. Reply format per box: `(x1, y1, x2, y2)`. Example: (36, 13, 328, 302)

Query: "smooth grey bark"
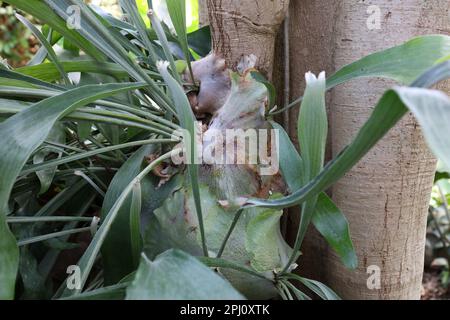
(281, 0, 448, 300)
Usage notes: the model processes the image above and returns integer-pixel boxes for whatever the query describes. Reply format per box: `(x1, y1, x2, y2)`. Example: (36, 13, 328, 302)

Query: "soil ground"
(421, 269, 450, 300)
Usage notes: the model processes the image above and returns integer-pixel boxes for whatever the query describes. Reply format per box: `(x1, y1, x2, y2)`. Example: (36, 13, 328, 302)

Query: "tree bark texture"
(281, 0, 449, 300)
(203, 0, 289, 78)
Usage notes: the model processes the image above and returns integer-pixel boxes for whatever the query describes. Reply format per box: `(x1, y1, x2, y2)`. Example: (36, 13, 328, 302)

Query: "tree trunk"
(330, 0, 448, 300)
(281, 0, 449, 299)
(203, 0, 289, 78)
(273, 0, 340, 284)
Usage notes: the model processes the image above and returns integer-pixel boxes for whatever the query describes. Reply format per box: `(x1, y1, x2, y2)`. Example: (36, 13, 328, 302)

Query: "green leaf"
(166, 0, 195, 83)
(281, 280, 311, 300)
(271, 121, 357, 269)
(187, 26, 211, 57)
(283, 273, 341, 300)
(0, 68, 63, 91)
(145, 186, 203, 259)
(313, 193, 357, 269)
(33, 123, 65, 194)
(245, 208, 291, 272)
(0, 219, 18, 299)
(61, 283, 129, 300)
(38, 187, 96, 282)
(119, 0, 157, 64)
(17, 226, 92, 246)
(130, 179, 143, 268)
(283, 72, 328, 272)
(148, 9, 182, 83)
(175, 60, 188, 74)
(77, 121, 92, 141)
(44, 0, 171, 112)
(27, 27, 58, 67)
(327, 35, 450, 88)
(17, 61, 136, 83)
(395, 87, 450, 171)
(198, 257, 268, 280)
(101, 145, 157, 284)
(59, 150, 175, 297)
(0, 83, 145, 297)
(251, 71, 276, 110)
(18, 246, 50, 299)
(15, 13, 71, 85)
(0, 82, 146, 213)
(270, 121, 303, 191)
(298, 72, 328, 181)
(145, 183, 282, 299)
(157, 61, 208, 256)
(126, 250, 245, 300)
(22, 139, 172, 179)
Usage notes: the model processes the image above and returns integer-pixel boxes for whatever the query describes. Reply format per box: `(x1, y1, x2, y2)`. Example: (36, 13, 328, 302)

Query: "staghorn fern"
(1, 0, 450, 301)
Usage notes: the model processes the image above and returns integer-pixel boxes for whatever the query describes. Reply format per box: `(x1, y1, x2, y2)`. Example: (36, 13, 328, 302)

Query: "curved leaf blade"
(395, 86, 450, 170)
(158, 61, 208, 256)
(15, 13, 71, 85)
(126, 250, 245, 300)
(16, 61, 133, 83)
(272, 121, 357, 269)
(101, 145, 156, 284)
(327, 35, 450, 88)
(166, 0, 195, 82)
(282, 72, 328, 272)
(284, 35, 450, 111)
(313, 193, 357, 269)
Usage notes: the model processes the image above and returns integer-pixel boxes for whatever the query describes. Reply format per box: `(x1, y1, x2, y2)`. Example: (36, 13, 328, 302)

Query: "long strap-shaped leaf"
(327, 35, 450, 88)
(158, 61, 208, 257)
(43, 0, 173, 114)
(119, 0, 157, 65)
(148, 9, 182, 84)
(166, 0, 195, 83)
(0, 82, 146, 299)
(100, 145, 156, 284)
(273, 35, 450, 115)
(126, 250, 245, 300)
(16, 61, 161, 83)
(0, 69, 64, 91)
(15, 14, 71, 85)
(281, 72, 328, 273)
(272, 121, 357, 269)
(56, 149, 177, 297)
(0, 82, 147, 210)
(0, 219, 17, 299)
(249, 62, 450, 209)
